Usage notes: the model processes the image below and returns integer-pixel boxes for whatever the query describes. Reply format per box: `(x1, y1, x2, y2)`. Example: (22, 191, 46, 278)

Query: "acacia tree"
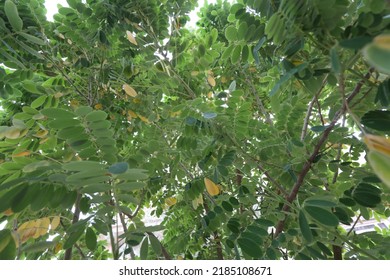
(0, 0, 390, 260)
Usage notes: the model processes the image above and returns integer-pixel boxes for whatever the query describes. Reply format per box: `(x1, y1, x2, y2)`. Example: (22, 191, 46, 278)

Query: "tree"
(0, 0, 390, 260)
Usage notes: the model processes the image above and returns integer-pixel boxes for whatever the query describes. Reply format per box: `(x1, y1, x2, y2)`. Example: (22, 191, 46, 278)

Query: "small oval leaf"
(304, 206, 339, 227)
(204, 177, 220, 196)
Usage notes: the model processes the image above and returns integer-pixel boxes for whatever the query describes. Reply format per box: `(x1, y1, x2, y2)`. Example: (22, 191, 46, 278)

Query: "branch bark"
(274, 70, 372, 237)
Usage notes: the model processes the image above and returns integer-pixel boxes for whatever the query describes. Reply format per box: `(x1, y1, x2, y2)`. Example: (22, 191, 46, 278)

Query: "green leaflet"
(299, 210, 313, 243)
(0, 229, 16, 260)
(41, 108, 77, 119)
(85, 110, 108, 122)
(237, 237, 263, 258)
(85, 228, 97, 251)
(149, 234, 162, 256)
(4, 0, 23, 31)
(304, 206, 339, 227)
(140, 237, 149, 260)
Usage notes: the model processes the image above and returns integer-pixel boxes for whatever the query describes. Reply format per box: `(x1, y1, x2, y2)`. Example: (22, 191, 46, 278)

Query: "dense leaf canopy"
(0, 0, 390, 260)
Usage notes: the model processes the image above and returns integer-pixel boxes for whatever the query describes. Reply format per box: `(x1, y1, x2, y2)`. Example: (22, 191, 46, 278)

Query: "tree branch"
(274, 70, 372, 237)
(213, 231, 224, 260)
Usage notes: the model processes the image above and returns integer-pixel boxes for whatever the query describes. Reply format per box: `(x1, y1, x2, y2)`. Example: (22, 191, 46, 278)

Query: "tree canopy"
(0, 0, 390, 260)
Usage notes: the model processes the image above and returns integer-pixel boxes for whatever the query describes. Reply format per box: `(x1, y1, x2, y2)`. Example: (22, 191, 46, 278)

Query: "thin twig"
(347, 214, 362, 237)
(74, 243, 87, 259)
(300, 74, 328, 141)
(242, 70, 273, 125)
(42, 53, 89, 101)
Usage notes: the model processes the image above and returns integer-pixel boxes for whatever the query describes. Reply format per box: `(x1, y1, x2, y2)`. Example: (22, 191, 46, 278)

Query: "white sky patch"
(45, 0, 69, 21)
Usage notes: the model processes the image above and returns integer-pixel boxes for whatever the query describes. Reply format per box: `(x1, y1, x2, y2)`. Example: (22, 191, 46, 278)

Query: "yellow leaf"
(137, 114, 150, 124)
(132, 97, 141, 104)
(34, 129, 48, 138)
(204, 177, 221, 196)
(38, 139, 48, 146)
(39, 217, 50, 236)
(291, 59, 304, 66)
(364, 134, 390, 156)
(127, 110, 137, 118)
(33, 219, 42, 239)
(3, 208, 14, 216)
(221, 76, 228, 83)
(126, 30, 138, 45)
(170, 110, 181, 117)
(192, 194, 203, 209)
(207, 76, 216, 87)
(94, 103, 103, 110)
(165, 197, 177, 206)
(70, 99, 79, 108)
(207, 91, 213, 98)
(364, 134, 390, 188)
(54, 92, 63, 98)
(54, 243, 62, 253)
(12, 150, 31, 157)
(123, 84, 138, 97)
(51, 216, 61, 231)
(191, 71, 199, 76)
(374, 34, 390, 51)
(18, 220, 37, 243)
(248, 67, 257, 73)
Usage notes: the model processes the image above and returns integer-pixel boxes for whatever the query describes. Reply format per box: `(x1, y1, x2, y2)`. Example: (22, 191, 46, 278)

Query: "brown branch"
(213, 231, 224, 260)
(347, 214, 362, 237)
(333, 245, 343, 260)
(274, 70, 372, 237)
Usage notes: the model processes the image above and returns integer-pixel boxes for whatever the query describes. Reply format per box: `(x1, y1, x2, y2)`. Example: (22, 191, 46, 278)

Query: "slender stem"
(347, 214, 362, 237)
(242, 70, 273, 125)
(64, 192, 82, 260)
(332, 115, 346, 184)
(42, 53, 89, 101)
(300, 74, 328, 141)
(74, 243, 87, 259)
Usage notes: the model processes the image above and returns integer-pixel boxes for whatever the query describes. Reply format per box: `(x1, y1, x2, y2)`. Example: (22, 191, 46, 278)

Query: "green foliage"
(0, 0, 389, 260)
